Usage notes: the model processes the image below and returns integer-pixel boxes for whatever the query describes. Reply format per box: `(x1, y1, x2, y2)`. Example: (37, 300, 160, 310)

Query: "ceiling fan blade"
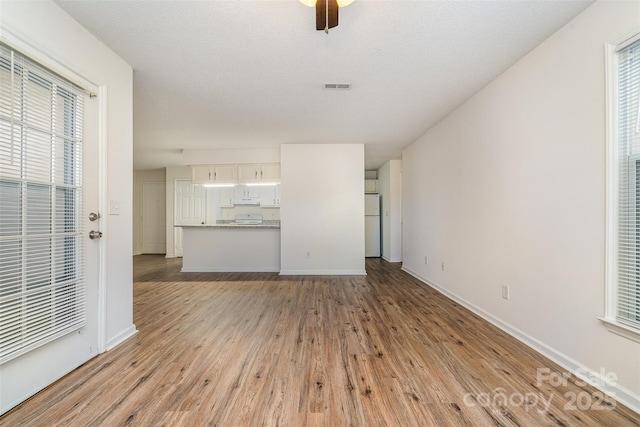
(316, 0, 338, 31)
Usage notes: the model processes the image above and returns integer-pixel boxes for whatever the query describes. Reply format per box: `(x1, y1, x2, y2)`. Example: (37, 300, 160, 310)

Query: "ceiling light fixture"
(299, 0, 354, 34)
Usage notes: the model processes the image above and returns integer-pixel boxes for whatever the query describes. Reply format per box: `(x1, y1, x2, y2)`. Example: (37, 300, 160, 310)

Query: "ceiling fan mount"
(316, 0, 338, 33)
(300, 0, 354, 34)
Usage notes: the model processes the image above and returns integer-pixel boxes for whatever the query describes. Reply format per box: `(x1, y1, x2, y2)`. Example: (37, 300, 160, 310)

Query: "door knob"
(89, 212, 101, 221)
(89, 230, 103, 239)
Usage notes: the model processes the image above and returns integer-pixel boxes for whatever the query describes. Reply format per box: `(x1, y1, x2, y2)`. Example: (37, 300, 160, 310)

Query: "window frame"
(602, 31, 640, 343)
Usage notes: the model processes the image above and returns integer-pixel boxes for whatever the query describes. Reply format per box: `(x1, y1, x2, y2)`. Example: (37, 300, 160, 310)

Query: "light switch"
(109, 200, 120, 215)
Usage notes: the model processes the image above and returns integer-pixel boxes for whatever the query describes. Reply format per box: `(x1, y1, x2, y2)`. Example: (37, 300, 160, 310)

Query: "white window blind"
(0, 44, 85, 364)
(615, 38, 640, 332)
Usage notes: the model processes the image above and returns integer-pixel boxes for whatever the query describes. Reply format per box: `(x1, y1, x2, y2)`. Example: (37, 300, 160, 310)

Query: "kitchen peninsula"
(178, 162, 282, 272)
(180, 221, 280, 272)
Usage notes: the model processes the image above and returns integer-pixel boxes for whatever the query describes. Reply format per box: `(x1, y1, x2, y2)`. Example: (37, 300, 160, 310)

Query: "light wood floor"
(1, 256, 639, 426)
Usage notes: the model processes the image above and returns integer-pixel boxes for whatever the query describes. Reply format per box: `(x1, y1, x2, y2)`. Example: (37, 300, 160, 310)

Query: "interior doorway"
(141, 182, 166, 254)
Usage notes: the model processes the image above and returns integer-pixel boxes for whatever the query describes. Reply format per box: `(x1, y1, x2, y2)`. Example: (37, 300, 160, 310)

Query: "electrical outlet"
(502, 285, 510, 300)
(424, 256, 428, 265)
(441, 262, 445, 271)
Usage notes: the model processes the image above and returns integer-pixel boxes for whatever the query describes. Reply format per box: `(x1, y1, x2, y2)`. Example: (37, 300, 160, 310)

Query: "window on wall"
(604, 35, 640, 342)
(0, 44, 86, 363)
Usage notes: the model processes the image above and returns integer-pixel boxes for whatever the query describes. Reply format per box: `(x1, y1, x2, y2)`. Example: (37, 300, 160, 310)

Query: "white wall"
(280, 144, 365, 274)
(133, 169, 166, 255)
(182, 147, 280, 165)
(378, 160, 402, 262)
(0, 1, 135, 350)
(402, 0, 640, 411)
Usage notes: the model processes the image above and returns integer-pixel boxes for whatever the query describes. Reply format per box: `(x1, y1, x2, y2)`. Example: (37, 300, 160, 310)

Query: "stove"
(233, 214, 263, 225)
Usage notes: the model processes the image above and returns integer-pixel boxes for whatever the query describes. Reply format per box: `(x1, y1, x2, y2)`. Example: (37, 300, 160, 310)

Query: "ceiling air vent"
(324, 83, 351, 90)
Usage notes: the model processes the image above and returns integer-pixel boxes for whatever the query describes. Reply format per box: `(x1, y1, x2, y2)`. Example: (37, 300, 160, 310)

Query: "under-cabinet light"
(246, 182, 279, 187)
(202, 183, 236, 188)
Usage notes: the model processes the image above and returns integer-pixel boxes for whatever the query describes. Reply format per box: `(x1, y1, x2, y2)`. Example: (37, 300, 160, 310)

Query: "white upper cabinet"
(260, 164, 281, 182)
(191, 165, 213, 184)
(234, 185, 260, 200)
(365, 179, 379, 194)
(237, 163, 281, 184)
(192, 163, 279, 185)
(260, 184, 281, 207)
(219, 187, 235, 207)
(237, 164, 261, 183)
(191, 164, 237, 184)
(213, 165, 237, 183)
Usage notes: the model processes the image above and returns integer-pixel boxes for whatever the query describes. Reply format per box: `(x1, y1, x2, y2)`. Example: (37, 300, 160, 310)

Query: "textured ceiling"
(55, 0, 593, 170)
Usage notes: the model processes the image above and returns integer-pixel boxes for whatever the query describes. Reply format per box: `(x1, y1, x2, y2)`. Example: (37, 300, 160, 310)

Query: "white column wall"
(280, 144, 365, 275)
(378, 160, 402, 262)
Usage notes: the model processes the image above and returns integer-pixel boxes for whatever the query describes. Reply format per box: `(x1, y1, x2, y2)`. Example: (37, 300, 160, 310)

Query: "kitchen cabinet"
(260, 184, 281, 207)
(191, 164, 237, 184)
(220, 187, 235, 207)
(233, 185, 260, 204)
(181, 226, 280, 272)
(192, 163, 279, 185)
(191, 165, 213, 183)
(237, 164, 260, 183)
(214, 165, 237, 183)
(260, 164, 281, 181)
(235, 185, 260, 199)
(365, 179, 379, 194)
(237, 163, 281, 184)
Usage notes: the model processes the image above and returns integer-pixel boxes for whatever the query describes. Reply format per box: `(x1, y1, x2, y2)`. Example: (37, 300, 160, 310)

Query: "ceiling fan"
(299, 0, 355, 33)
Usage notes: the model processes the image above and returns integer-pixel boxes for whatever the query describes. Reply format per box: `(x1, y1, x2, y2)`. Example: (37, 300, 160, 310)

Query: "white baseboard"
(181, 267, 280, 273)
(279, 269, 367, 275)
(401, 266, 640, 415)
(105, 325, 138, 351)
(1, 358, 88, 416)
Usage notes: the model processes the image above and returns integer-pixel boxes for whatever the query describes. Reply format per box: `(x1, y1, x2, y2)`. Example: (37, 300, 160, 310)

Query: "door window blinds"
(616, 38, 640, 331)
(0, 44, 85, 364)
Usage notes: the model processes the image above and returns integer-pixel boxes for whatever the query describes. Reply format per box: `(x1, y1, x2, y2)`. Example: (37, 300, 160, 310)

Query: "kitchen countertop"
(176, 222, 280, 229)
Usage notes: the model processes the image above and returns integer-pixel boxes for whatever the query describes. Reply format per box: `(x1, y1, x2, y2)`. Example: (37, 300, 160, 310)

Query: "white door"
(174, 180, 205, 257)
(0, 63, 101, 415)
(141, 182, 166, 254)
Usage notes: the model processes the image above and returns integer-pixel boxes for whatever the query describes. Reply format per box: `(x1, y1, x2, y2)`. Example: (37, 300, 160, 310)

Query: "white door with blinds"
(0, 45, 100, 414)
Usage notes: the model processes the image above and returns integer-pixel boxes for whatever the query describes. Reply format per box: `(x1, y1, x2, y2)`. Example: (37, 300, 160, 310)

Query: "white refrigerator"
(365, 194, 381, 257)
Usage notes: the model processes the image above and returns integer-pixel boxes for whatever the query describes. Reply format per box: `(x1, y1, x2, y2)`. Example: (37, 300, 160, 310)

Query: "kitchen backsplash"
(206, 187, 280, 224)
